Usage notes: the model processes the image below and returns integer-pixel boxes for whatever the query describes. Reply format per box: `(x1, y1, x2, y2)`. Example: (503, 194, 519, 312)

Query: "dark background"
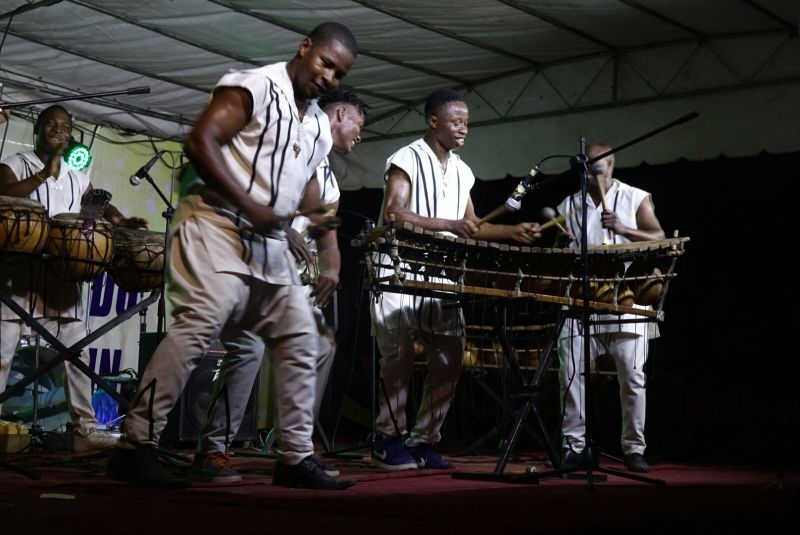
(318, 150, 799, 467)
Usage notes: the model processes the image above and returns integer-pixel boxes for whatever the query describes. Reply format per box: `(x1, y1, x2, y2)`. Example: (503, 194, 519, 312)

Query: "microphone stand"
(0, 87, 151, 114)
(497, 111, 698, 487)
(137, 167, 174, 336)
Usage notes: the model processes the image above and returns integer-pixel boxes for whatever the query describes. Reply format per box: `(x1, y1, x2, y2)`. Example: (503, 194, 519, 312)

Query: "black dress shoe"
(560, 447, 581, 469)
(107, 446, 190, 488)
(624, 453, 651, 473)
(273, 455, 356, 490)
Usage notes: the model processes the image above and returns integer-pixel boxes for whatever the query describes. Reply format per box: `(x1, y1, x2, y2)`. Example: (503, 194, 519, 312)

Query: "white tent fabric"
(2, 0, 798, 188)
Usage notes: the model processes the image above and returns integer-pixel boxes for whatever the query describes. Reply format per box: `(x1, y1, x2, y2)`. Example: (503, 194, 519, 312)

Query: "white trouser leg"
(0, 320, 22, 415)
(559, 319, 600, 453)
(374, 323, 416, 439)
(197, 330, 265, 456)
(613, 334, 648, 455)
(48, 319, 98, 433)
(406, 331, 463, 447)
(312, 307, 336, 421)
(253, 284, 317, 466)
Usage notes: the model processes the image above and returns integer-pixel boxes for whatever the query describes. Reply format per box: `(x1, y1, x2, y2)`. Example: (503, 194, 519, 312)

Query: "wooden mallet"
(540, 207, 567, 233)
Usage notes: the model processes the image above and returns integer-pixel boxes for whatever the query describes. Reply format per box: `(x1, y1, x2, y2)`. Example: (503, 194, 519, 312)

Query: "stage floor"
(1, 446, 796, 534)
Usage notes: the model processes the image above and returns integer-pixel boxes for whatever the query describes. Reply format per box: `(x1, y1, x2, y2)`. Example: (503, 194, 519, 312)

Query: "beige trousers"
(120, 215, 318, 465)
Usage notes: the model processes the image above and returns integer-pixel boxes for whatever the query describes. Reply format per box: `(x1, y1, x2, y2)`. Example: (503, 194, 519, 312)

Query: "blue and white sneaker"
(406, 443, 454, 469)
(371, 435, 418, 471)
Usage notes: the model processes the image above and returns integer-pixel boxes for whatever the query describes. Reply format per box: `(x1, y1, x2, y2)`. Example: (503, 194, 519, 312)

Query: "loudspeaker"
(138, 333, 259, 447)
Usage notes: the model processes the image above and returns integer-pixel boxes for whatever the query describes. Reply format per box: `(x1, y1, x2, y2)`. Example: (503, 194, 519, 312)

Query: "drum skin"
(110, 228, 165, 292)
(45, 214, 114, 282)
(0, 196, 49, 256)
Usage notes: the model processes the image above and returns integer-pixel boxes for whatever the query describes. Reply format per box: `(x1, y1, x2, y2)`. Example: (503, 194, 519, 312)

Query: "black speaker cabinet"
(139, 333, 259, 447)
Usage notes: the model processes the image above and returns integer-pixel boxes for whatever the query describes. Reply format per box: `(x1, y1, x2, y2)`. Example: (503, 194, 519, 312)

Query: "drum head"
(110, 228, 165, 291)
(0, 196, 49, 256)
(45, 214, 114, 282)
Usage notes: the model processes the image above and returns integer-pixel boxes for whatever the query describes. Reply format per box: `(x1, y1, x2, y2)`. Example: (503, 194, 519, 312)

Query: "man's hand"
(44, 143, 67, 179)
(310, 271, 338, 308)
(601, 210, 627, 235)
(307, 215, 341, 240)
(508, 222, 542, 244)
(114, 216, 148, 229)
(241, 198, 290, 234)
(449, 217, 479, 237)
(286, 227, 313, 265)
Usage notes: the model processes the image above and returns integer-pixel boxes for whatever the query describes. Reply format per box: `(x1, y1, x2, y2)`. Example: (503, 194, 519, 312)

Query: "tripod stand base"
(563, 471, 608, 482)
(535, 464, 665, 486)
(452, 466, 541, 484)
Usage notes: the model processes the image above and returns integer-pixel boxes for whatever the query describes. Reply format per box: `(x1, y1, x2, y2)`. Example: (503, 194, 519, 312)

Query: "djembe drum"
(109, 228, 165, 292)
(0, 196, 49, 259)
(44, 213, 114, 282)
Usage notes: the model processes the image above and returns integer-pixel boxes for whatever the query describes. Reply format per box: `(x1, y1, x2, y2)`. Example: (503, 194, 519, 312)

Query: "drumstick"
(475, 204, 508, 228)
(596, 177, 609, 212)
(295, 203, 333, 218)
(539, 207, 567, 233)
(539, 212, 567, 232)
(592, 172, 610, 244)
(299, 216, 340, 238)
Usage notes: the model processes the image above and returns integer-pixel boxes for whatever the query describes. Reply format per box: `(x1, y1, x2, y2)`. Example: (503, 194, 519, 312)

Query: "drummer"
(0, 104, 146, 452)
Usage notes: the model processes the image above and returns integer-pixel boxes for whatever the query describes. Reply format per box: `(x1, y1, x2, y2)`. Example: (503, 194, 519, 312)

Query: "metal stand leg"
(0, 290, 161, 410)
(453, 303, 564, 482)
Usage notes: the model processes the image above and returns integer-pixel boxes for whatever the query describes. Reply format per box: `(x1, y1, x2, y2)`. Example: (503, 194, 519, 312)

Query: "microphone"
(505, 163, 541, 212)
(130, 151, 162, 186)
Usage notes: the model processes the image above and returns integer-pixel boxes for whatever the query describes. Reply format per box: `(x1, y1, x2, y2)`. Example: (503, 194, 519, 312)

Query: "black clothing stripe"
(306, 115, 321, 166)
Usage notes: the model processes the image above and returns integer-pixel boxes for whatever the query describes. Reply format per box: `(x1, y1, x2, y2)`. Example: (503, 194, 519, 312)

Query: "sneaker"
(273, 456, 355, 490)
(311, 456, 340, 477)
(74, 428, 118, 453)
(406, 443, 453, 469)
(107, 445, 190, 488)
(371, 435, 418, 471)
(624, 452, 651, 473)
(192, 452, 242, 483)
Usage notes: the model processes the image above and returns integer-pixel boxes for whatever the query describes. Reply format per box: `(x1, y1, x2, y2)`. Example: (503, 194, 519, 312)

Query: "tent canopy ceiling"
(1, 0, 798, 186)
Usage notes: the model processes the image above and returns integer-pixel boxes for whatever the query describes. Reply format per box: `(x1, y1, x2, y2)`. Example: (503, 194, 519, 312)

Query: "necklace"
(292, 121, 303, 158)
(292, 100, 308, 159)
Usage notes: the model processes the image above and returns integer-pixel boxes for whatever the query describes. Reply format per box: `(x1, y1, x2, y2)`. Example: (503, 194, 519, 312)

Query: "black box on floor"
(138, 333, 259, 447)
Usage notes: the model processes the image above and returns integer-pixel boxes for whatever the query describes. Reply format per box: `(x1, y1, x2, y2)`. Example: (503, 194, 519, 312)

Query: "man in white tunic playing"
(557, 143, 665, 473)
(371, 88, 542, 470)
(0, 105, 147, 452)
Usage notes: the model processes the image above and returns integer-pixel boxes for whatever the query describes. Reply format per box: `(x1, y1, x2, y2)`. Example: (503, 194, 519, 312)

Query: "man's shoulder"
(388, 138, 429, 161)
(450, 151, 473, 173)
(308, 101, 330, 127)
(614, 179, 649, 197)
(217, 62, 286, 88)
(0, 151, 34, 170)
